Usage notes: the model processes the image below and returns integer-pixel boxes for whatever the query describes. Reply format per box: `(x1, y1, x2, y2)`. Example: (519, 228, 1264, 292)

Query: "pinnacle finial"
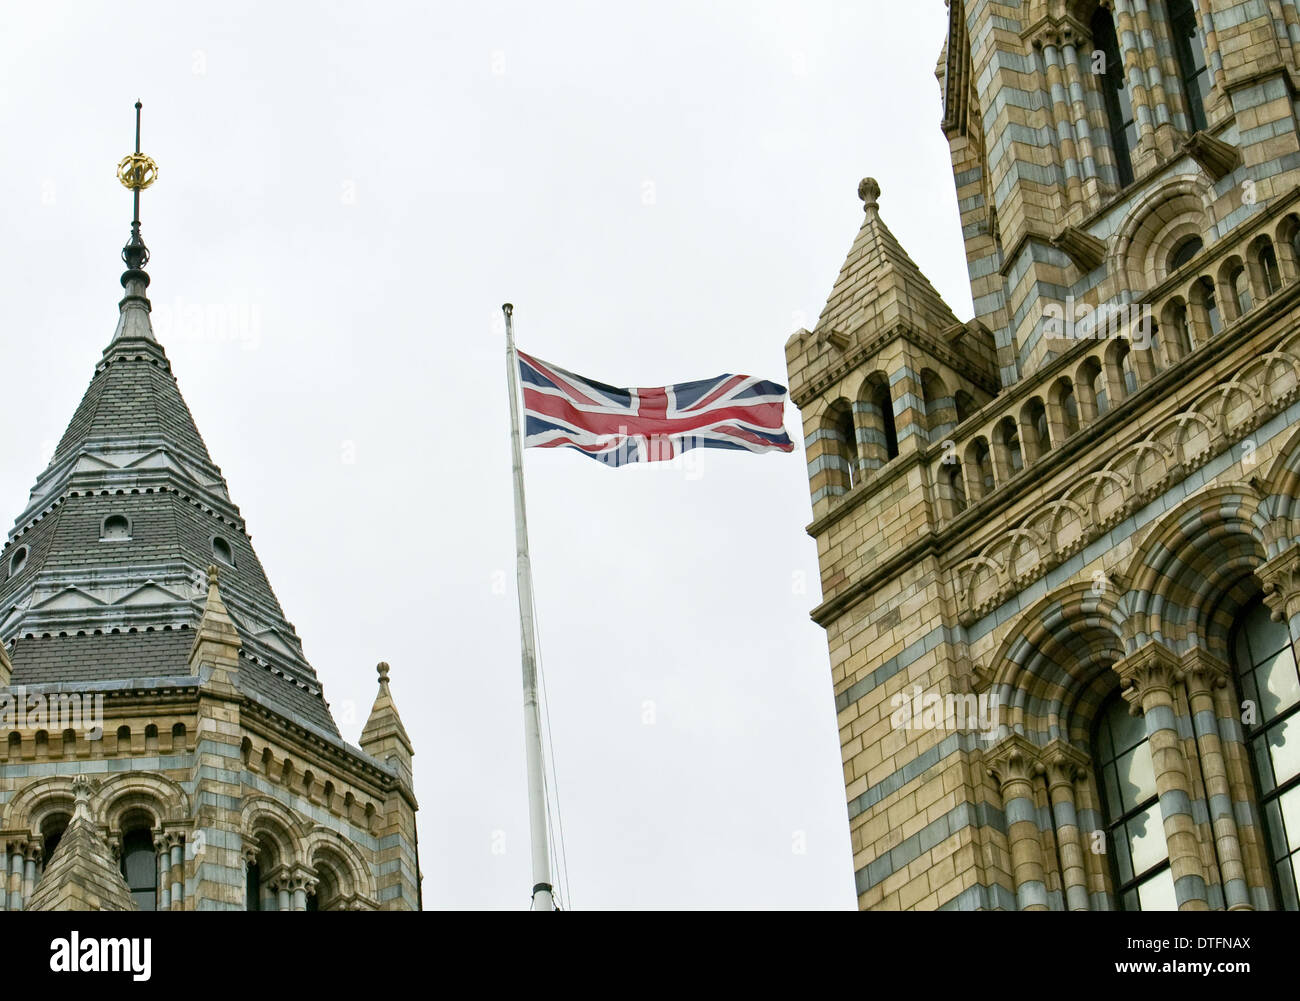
(207, 564, 220, 587)
(72, 775, 95, 820)
(858, 177, 881, 213)
(377, 661, 390, 684)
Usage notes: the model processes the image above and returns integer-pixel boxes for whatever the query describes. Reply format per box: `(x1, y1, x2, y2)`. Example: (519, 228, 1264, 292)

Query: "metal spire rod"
(132, 100, 142, 229)
(503, 303, 556, 912)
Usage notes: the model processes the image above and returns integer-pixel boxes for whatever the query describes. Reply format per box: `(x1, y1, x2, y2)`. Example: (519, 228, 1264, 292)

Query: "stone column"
(1115, 642, 1209, 909)
(1039, 34, 1084, 210)
(1131, 0, 1177, 155)
(1180, 648, 1251, 909)
(8, 841, 23, 911)
(987, 735, 1049, 910)
(1112, 0, 1156, 158)
(22, 843, 39, 903)
(271, 874, 291, 912)
(1043, 739, 1092, 911)
(288, 871, 317, 912)
(168, 833, 185, 911)
(154, 835, 170, 910)
(1062, 33, 1099, 199)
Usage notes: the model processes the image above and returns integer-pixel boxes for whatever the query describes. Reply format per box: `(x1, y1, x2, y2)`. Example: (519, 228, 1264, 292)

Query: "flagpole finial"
(502, 303, 513, 317)
(117, 101, 158, 283)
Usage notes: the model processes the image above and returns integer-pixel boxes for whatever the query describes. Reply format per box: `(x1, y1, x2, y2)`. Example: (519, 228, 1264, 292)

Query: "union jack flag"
(517, 351, 795, 466)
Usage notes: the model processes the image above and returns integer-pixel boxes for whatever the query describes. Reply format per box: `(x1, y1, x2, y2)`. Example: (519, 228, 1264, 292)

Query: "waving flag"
(517, 351, 795, 467)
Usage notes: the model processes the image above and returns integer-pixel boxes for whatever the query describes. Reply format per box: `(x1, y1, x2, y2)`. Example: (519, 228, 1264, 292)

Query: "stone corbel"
(820, 325, 851, 352)
(1051, 225, 1108, 273)
(1182, 131, 1240, 181)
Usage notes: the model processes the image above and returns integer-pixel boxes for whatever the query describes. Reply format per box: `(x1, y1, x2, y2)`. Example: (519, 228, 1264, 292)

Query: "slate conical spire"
(27, 777, 137, 911)
(813, 177, 961, 345)
(0, 103, 341, 739)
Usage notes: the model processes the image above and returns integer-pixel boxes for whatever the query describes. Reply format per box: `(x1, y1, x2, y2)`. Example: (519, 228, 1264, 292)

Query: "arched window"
(1169, 0, 1210, 133)
(954, 390, 976, 424)
(8, 546, 27, 577)
(1169, 235, 1203, 272)
(921, 369, 957, 442)
(867, 376, 900, 462)
(1092, 8, 1136, 187)
(1191, 276, 1221, 339)
(827, 401, 858, 492)
(966, 438, 995, 500)
(101, 515, 131, 541)
(1227, 262, 1252, 318)
(993, 417, 1024, 480)
(1161, 298, 1193, 363)
(944, 462, 967, 517)
(120, 827, 158, 911)
(1078, 357, 1108, 418)
(1021, 398, 1052, 462)
(1232, 598, 1300, 909)
(41, 813, 70, 865)
(1051, 377, 1080, 438)
(1095, 694, 1176, 910)
(212, 535, 235, 567)
(1253, 237, 1282, 298)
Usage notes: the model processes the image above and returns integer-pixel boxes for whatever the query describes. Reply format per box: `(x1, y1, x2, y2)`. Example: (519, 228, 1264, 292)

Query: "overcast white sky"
(1, 1, 974, 909)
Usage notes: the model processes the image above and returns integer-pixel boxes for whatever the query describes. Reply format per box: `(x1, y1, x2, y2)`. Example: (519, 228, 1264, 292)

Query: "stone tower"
(0, 144, 419, 910)
(788, 0, 1300, 910)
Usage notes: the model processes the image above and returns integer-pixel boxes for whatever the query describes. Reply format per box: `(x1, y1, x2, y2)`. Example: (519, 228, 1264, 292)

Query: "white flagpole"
(503, 303, 556, 912)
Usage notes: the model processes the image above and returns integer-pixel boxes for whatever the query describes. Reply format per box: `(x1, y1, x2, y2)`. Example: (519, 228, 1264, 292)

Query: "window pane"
(1114, 822, 1135, 885)
(1126, 806, 1169, 877)
(1107, 702, 1148, 757)
(1277, 857, 1299, 911)
(1254, 734, 1277, 794)
(1257, 650, 1300, 720)
(1279, 785, 1300, 854)
(1115, 744, 1158, 815)
(1136, 866, 1178, 911)
(1268, 715, 1300, 788)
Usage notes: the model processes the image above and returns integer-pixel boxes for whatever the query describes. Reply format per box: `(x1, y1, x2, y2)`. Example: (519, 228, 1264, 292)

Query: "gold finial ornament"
(117, 152, 158, 191)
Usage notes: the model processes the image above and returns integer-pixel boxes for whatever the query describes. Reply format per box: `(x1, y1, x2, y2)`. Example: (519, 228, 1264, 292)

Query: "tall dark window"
(121, 828, 157, 911)
(873, 382, 900, 461)
(1169, 0, 1210, 133)
(1092, 9, 1136, 186)
(1233, 598, 1300, 909)
(245, 860, 261, 911)
(1095, 694, 1176, 909)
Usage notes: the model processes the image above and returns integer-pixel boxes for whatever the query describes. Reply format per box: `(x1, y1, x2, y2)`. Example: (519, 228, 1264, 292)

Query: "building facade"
(787, 0, 1300, 910)
(0, 182, 419, 910)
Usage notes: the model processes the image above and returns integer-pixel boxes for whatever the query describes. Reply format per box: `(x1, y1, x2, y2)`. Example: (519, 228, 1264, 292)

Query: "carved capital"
(1179, 647, 1231, 698)
(1114, 641, 1181, 710)
(985, 734, 1042, 789)
(1258, 544, 1300, 625)
(1041, 738, 1091, 791)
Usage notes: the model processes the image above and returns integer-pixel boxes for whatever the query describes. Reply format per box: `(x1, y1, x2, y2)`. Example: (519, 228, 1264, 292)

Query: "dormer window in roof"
(101, 515, 132, 542)
(212, 535, 235, 567)
(9, 546, 28, 576)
